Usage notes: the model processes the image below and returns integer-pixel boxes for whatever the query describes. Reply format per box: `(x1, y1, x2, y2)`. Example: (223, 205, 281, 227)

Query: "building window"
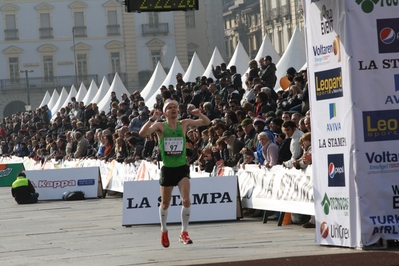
(151, 50, 161, 69)
(39, 13, 53, 38)
(111, 52, 121, 74)
(73, 11, 86, 36)
(148, 12, 159, 26)
(107, 10, 120, 36)
(9, 57, 19, 83)
(43, 55, 54, 82)
(185, 11, 195, 27)
(77, 53, 87, 77)
(5, 15, 18, 40)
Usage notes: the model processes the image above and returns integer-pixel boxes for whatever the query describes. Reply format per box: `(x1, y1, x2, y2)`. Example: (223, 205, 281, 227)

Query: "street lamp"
(20, 69, 34, 110)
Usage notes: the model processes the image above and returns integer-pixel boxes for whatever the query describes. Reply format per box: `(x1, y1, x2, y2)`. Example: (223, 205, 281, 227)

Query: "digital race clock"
(125, 0, 199, 12)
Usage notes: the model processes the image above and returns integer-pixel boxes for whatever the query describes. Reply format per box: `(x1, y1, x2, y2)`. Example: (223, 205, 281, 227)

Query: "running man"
(139, 99, 211, 248)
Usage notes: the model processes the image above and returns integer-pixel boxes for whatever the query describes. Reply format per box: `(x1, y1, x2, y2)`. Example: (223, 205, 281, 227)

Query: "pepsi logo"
(380, 27, 396, 45)
(327, 154, 345, 187)
(320, 222, 329, 238)
(328, 162, 335, 178)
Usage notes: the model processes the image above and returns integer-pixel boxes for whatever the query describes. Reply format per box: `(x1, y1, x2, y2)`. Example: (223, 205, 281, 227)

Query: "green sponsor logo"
(321, 193, 349, 215)
(356, 0, 399, 14)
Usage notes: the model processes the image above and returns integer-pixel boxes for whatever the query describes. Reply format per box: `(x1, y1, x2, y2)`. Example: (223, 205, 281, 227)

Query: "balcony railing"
(107, 73, 127, 86)
(0, 73, 128, 92)
(0, 75, 98, 91)
(39, 27, 53, 39)
(73, 26, 87, 37)
(4, 29, 19, 40)
(142, 23, 169, 36)
(107, 24, 120, 36)
(271, 7, 279, 20)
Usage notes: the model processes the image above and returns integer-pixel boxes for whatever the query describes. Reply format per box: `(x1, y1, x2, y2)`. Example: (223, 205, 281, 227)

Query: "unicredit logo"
(320, 221, 329, 238)
(380, 27, 396, 44)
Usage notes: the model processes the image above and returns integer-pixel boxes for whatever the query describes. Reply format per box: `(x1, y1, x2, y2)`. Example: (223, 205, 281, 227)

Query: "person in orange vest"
(11, 172, 39, 204)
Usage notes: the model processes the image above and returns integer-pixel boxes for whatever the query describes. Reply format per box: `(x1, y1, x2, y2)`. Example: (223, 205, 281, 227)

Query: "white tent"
(60, 85, 78, 109)
(39, 91, 51, 108)
(161, 56, 185, 87)
(183, 52, 205, 83)
(141, 62, 167, 101)
(241, 33, 281, 89)
(82, 80, 99, 105)
(275, 27, 306, 85)
(75, 82, 87, 102)
(227, 41, 250, 77)
(98, 73, 130, 113)
(46, 89, 59, 110)
(91, 77, 110, 105)
(202, 47, 225, 79)
(51, 87, 68, 116)
(146, 57, 186, 109)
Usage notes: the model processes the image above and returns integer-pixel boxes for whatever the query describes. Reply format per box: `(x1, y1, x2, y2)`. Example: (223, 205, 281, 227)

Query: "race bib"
(164, 137, 183, 156)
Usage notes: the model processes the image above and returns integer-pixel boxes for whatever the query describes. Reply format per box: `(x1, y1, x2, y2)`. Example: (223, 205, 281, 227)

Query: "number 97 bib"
(164, 137, 183, 156)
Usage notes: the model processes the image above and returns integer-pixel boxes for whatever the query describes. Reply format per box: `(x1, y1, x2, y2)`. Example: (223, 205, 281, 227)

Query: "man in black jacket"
(11, 172, 39, 204)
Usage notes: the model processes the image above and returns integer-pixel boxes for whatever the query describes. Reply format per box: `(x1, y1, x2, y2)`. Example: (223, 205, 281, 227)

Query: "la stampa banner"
(304, 0, 399, 248)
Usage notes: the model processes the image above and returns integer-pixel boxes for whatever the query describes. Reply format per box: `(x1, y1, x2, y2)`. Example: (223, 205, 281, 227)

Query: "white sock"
(181, 206, 191, 232)
(159, 207, 168, 232)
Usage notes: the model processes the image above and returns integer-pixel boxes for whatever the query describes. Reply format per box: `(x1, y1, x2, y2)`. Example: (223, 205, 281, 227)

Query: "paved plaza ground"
(1, 187, 398, 266)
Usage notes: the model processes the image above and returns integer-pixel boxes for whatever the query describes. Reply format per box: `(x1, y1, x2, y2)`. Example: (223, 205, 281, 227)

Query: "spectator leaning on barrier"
(282, 120, 304, 169)
(11, 172, 39, 204)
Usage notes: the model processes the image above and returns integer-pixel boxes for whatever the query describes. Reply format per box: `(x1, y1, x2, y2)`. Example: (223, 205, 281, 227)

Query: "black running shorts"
(159, 164, 190, 186)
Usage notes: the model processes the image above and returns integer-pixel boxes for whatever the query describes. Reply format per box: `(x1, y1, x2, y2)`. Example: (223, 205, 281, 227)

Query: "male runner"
(139, 99, 211, 248)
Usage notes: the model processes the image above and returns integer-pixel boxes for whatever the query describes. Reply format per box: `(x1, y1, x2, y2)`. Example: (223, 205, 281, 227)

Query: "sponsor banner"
(305, 0, 356, 247)
(347, 0, 399, 247)
(237, 165, 314, 215)
(0, 163, 24, 187)
(122, 176, 238, 225)
(25, 167, 101, 200)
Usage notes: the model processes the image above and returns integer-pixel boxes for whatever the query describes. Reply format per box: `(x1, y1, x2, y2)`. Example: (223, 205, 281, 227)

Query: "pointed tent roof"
(241, 33, 281, 89)
(82, 80, 99, 105)
(51, 87, 68, 115)
(61, 85, 78, 109)
(141, 61, 167, 101)
(46, 89, 59, 110)
(146, 57, 186, 108)
(161, 56, 185, 87)
(227, 41, 249, 76)
(255, 34, 281, 63)
(98, 73, 130, 113)
(91, 77, 110, 105)
(75, 83, 87, 102)
(202, 47, 225, 79)
(275, 27, 306, 86)
(39, 91, 51, 107)
(183, 52, 205, 83)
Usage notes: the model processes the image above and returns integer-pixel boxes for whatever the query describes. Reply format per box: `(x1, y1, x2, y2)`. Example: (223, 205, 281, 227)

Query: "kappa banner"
(122, 176, 238, 225)
(25, 167, 101, 200)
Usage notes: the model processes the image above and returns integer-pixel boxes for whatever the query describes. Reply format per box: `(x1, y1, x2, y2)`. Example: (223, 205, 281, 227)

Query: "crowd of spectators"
(0, 56, 314, 226)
